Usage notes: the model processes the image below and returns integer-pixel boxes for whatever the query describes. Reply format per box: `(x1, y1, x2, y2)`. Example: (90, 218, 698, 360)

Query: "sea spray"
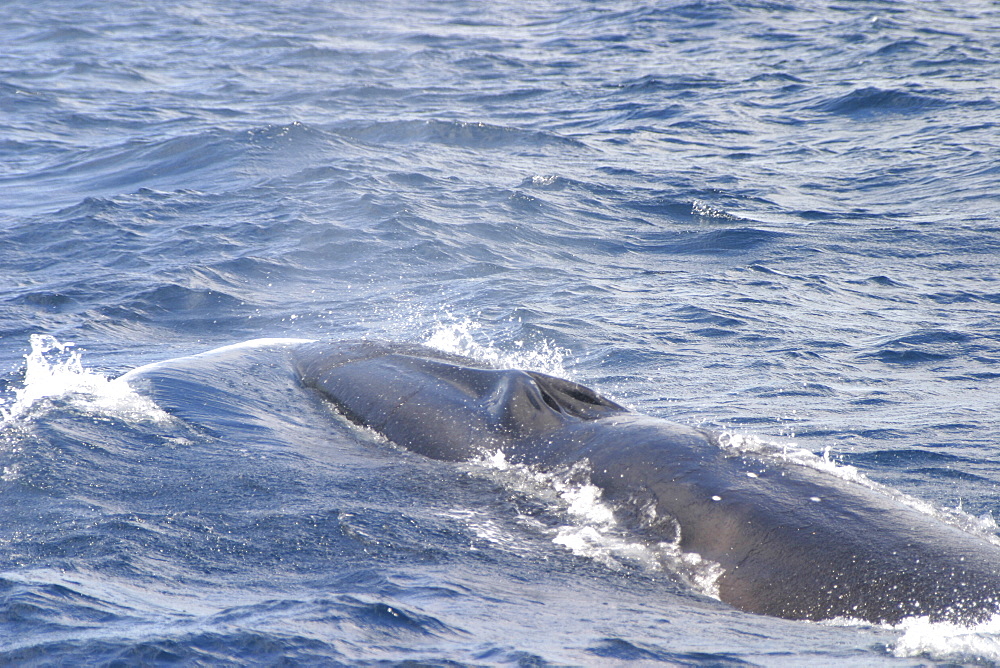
(1, 334, 169, 424)
(424, 318, 570, 378)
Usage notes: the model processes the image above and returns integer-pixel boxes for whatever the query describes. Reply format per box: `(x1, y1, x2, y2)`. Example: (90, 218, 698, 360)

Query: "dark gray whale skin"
(294, 340, 1000, 625)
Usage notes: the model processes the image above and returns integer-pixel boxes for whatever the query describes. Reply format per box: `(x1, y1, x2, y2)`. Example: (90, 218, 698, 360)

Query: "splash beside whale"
(289, 340, 1000, 626)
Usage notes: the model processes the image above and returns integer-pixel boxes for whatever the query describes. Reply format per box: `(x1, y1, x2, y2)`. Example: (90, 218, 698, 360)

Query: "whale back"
(293, 340, 626, 461)
(293, 340, 1000, 625)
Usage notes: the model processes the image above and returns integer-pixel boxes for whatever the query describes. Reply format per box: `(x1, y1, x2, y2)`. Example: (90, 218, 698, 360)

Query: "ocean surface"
(2, 0, 999, 664)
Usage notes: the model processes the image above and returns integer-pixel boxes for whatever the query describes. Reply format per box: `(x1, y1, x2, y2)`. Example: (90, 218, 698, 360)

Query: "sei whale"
(292, 340, 1000, 625)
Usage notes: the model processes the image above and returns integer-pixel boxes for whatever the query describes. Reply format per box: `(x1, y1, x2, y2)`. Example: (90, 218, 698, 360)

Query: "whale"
(292, 340, 1000, 625)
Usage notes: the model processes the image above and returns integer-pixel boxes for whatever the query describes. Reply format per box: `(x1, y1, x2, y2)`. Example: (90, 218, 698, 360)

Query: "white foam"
(1, 334, 170, 424)
(891, 615, 1000, 664)
(471, 449, 725, 597)
(692, 199, 744, 221)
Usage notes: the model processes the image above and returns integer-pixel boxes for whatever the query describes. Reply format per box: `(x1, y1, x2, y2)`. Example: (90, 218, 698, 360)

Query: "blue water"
(2, 0, 999, 664)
